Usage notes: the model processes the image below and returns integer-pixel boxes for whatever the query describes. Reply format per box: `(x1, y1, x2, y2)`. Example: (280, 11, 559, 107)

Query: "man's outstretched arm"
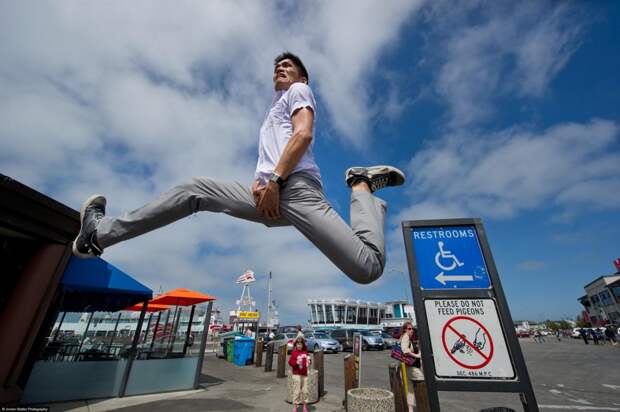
(257, 106, 314, 219)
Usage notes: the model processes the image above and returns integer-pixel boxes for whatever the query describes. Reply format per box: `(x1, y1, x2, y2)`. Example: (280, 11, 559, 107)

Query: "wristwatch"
(268, 172, 285, 188)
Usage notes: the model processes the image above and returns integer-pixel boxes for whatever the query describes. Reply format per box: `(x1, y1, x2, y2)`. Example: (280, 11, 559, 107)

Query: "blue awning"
(60, 256, 152, 312)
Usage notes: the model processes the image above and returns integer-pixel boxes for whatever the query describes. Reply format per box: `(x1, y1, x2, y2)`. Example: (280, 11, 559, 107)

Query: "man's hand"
(257, 181, 281, 219)
(252, 180, 265, 205)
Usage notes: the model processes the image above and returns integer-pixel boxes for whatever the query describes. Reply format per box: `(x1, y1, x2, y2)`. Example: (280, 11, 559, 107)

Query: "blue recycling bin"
(233, 337, 255, 366)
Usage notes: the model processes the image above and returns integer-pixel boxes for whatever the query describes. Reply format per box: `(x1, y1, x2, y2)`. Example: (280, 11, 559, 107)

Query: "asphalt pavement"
(44, 337, 620, 411)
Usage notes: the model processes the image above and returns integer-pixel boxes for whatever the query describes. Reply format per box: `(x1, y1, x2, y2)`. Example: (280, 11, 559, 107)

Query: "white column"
(355, 304, 359, 325)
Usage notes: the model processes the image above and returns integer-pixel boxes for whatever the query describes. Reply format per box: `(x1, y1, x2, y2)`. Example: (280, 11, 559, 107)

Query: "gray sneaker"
(345, 165, 406, 192)
(72, 194, 106, 258)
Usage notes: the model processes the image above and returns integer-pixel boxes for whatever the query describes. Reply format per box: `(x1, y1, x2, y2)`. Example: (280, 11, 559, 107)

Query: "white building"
(578, 272, 620, 325)
(307, 298, 415, 330)
(382, 300, 416, 328)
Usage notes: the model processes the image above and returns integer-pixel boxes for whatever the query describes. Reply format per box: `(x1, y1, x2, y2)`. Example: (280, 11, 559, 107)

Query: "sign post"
(353, 333, 362, 387)
(402, 218, 538, 411)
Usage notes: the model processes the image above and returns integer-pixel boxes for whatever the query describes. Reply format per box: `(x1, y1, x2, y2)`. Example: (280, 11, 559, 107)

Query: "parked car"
(387, 328, 403, 340)
(304, 331, 341, 353)
(516, 330, 531, 338)
(270, 332, 297, 351)
(277, 325, 300, 334)
(359, 330, 384, 350)
(380, 332, 398, 348)
(571, 328, 583, 338)
(329, 329, 357, 351)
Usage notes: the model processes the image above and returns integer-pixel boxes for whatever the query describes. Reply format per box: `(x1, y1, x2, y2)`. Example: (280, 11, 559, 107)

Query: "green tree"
(558, 320, 571, 330)
(575, 315, 590, 328)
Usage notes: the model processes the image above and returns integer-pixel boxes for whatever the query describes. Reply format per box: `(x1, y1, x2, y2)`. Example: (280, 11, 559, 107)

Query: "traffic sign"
(411, 225, 491, 289)
(425, 299, 514, 379)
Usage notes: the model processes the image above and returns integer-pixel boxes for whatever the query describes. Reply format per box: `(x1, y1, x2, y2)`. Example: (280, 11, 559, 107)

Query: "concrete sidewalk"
(46, 353, 346, 412)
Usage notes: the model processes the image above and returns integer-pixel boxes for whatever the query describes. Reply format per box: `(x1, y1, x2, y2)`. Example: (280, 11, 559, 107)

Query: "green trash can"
(226, 339, 235, 362)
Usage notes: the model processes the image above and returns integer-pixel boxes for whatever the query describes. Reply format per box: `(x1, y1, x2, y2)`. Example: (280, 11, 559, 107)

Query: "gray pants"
(96, 172, 387, 284)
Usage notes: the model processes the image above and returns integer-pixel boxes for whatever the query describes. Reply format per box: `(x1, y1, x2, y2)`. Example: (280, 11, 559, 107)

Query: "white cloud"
(0, 1, 423, 322)
(428, 2, 583, 128)
(516, 260, 547, 272)
(396, 119, 619, 221)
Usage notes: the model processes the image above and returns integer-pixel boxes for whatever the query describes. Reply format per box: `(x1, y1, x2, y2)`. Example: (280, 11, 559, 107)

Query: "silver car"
(380, 332, 398, 349)
(304, 331, 341, 353)
(359, 330, 384, 350)
(270, 332, 298, 351)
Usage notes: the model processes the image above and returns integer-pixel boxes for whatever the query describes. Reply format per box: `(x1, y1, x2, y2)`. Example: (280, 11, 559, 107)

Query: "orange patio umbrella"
(149, 288, 216, 307)
(124, 302, 172, 312)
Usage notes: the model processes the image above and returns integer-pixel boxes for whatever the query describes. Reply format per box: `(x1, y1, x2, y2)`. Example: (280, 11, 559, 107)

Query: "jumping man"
(73, 52, 405, 284)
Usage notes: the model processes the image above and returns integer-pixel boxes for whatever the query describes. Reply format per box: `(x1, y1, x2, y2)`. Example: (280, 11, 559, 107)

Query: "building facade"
(578, 273, 620, 326)
(307, 298, 416, 330)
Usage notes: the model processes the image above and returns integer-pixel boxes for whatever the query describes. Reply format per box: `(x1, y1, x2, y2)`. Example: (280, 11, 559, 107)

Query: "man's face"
(273, 58, 306, 91)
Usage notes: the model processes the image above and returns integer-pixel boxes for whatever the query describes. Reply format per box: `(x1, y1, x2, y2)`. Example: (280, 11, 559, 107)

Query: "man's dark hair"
(274, 52, 309, 82)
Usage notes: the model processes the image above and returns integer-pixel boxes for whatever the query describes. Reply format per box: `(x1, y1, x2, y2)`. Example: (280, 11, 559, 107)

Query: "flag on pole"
(236, 270, 256, 284)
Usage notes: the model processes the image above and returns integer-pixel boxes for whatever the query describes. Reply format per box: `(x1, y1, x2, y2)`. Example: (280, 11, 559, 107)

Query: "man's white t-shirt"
(254, 82, 322, 185)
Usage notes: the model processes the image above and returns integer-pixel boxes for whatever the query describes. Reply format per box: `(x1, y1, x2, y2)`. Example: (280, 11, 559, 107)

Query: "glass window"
(325, 305, 334, 323)
(346, 306, 356, 324)
(317, 305, 325, 324)
(358, 307, 368, 324)
(335, 305, 346, 323)
(612, 286, 620, 303)
(599, 290, 613, 306)
(379, 309, 385, 319)
(369, 308, 378, 324)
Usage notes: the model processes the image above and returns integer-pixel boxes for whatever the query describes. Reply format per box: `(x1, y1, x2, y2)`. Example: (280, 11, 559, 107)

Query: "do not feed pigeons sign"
(402, 218, 539, 412)
(424, 298, 514, 379)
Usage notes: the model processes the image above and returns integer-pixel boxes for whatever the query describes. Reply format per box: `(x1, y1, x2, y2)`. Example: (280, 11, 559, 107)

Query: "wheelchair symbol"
(435, 241, 464, 271)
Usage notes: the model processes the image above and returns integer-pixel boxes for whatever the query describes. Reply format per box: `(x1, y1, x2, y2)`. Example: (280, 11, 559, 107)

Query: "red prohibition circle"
(441, 315, 494, 370)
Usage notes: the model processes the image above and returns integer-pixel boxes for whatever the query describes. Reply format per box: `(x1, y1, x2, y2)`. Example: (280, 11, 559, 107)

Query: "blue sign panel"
(411, 225, 490, 289)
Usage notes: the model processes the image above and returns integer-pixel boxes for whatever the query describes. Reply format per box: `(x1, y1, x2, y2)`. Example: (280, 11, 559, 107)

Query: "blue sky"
(1, 1, 618, 324)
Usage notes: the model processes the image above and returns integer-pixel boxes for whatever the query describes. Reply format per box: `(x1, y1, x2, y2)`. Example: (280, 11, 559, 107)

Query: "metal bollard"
(313, 350, 325, 398)
(343, 354, 358, 410)
(264, 341, 274, 372)
(255, 339, 264, 367)
(388, 363, 407, 412)
(413, 380, 430, 412)
(277, 343, 287, 378)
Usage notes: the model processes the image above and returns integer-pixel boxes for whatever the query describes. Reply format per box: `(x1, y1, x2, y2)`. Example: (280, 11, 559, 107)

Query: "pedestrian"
(295, 324, 304, 339)
(399, 321, 423, 412)
(555, 329, 561, 342)
(72, 52, 406, 287)
(604, 326, 617, 345)
(579, 328, 589, 345)
(244, 327, 253, 337)
(534, 330, 545, 343)
(288, 336, 311, 412)
(590, 328, 599, 345)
